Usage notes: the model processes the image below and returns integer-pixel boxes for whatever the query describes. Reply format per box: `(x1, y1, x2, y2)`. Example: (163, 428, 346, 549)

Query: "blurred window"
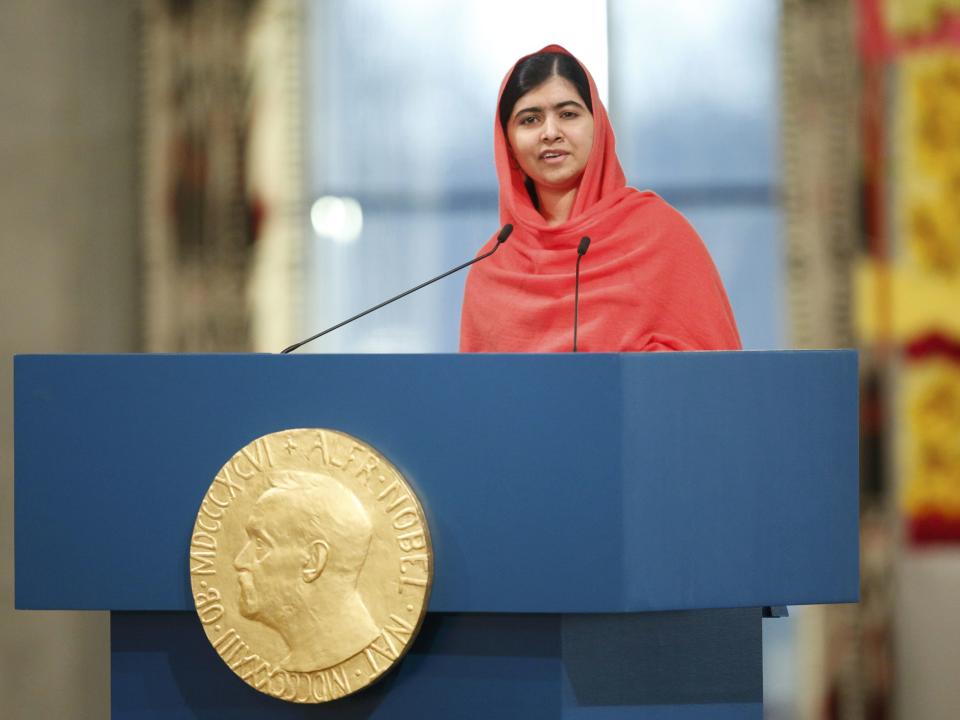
(608, 0, 783, 349)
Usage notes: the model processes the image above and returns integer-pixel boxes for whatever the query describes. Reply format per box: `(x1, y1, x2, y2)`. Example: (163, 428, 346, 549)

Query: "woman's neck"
(536, 185, 578, 226)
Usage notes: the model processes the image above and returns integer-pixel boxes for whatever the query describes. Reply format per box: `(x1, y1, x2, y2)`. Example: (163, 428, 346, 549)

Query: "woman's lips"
(540, 150, 569, 164)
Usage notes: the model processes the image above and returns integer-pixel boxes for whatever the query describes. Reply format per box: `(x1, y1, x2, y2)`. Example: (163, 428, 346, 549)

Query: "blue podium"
(14, 352, 859, 719)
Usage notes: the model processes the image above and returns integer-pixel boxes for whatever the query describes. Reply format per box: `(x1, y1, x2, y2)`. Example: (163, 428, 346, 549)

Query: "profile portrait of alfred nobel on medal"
(233, 471, 379, 672)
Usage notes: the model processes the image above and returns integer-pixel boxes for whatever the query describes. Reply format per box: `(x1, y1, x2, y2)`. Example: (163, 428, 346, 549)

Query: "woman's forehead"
(512, 75, 585, 114)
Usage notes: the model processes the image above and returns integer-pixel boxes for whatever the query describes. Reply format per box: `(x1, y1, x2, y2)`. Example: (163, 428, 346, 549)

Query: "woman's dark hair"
(498, 52, 593, 133)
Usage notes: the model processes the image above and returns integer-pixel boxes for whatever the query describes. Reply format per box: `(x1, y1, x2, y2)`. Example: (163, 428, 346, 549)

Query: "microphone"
(281, 224, 513, 353)
(573, 236, 591, 353)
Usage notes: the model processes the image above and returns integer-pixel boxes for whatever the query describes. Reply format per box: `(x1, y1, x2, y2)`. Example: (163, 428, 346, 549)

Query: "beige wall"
(0, 1, 140, 717)
(896, 551, 960, 720)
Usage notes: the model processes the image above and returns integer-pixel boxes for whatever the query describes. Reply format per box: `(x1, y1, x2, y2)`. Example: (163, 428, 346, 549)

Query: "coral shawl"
(459, 46, 741, 352)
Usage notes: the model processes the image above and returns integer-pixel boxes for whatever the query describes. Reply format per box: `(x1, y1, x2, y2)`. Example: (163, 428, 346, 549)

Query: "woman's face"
(506, 75, 595, 195)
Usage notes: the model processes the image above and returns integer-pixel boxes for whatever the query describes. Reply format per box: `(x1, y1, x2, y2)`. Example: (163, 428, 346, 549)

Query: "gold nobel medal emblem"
(189, 429, 433, 702)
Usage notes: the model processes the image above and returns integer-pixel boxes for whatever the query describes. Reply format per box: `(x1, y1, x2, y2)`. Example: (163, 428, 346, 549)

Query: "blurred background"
(1, 0, 958, 717)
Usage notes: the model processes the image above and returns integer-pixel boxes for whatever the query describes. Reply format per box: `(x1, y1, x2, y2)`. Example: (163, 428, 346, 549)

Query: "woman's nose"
(541, 116, 561, 141)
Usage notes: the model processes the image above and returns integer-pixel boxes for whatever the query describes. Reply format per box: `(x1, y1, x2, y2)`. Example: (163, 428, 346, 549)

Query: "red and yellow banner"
(858, 0, 960, 543)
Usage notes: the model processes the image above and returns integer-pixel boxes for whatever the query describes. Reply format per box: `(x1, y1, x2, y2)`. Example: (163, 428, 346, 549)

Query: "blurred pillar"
(0, 2, 140, 718)
(782, 0, 860, 351)
(782, 1, 896, 719)
(142, 0, 304, 353)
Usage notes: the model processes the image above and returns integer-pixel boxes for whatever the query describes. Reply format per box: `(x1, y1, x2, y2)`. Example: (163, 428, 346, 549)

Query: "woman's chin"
(532, 174, 584, 195)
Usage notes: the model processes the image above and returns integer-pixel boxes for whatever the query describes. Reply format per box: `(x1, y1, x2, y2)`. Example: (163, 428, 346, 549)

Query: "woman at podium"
(460, 46, 741, 353)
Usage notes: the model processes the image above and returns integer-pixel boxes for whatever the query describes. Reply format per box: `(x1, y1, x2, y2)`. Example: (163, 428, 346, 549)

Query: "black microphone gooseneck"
(281, 224, 514, 353)
(573, 236, 591, 353)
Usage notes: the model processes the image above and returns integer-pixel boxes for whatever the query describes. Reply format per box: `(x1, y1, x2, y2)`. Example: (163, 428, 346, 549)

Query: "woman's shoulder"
(618, 188, 703, 240)
(622, 188, 685, 217)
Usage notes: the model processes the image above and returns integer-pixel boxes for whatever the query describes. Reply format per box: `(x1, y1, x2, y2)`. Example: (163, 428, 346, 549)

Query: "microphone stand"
(573, 236, 591, 352)
(281, 225, 513, 354)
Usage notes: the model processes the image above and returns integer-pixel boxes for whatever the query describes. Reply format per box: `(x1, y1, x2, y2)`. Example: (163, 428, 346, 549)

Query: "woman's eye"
(520, 115, 538, 125)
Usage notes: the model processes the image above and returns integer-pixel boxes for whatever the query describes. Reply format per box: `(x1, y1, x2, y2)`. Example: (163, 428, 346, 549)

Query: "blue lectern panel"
(112, 612, 561, 719)
(16, 354, 623, 611)
(621, 351, 860, 609)
(111, 611, 761, 719)
(15, 352, 858, 612)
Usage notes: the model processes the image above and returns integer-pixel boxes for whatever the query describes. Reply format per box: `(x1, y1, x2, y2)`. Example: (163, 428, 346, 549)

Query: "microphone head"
(577, 236, 591, 256)
(497, 224, 513, 244)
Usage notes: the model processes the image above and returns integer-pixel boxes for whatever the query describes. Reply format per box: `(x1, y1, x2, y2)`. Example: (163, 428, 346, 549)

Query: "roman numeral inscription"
(189, 438, 275, 576)
(189, 531, 217, 575)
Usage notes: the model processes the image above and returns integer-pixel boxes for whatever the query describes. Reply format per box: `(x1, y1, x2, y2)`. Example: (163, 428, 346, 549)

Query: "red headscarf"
(459, 45, 741, 352)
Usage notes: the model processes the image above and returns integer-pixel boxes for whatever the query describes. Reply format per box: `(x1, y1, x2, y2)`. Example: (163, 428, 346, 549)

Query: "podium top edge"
(13, 349, 859, 359)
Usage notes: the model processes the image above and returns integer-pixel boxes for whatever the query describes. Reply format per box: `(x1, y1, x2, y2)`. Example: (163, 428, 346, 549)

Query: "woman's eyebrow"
(514, 100, 585, 119)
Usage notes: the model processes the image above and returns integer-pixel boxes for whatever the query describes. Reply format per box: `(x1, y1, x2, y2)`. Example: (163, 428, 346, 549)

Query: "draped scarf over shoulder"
(459, 45, 741, 352)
